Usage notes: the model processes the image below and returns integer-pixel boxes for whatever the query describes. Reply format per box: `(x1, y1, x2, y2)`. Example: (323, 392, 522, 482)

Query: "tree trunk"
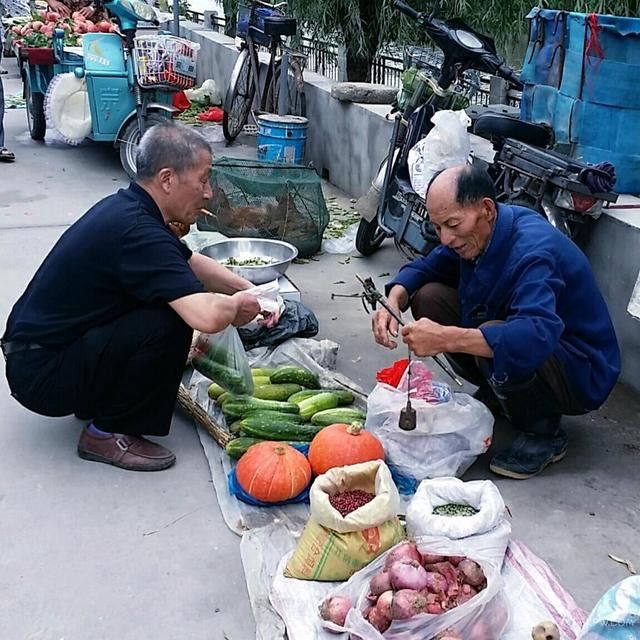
(345, 49, 374, 82)
(223, 0, 237, 37)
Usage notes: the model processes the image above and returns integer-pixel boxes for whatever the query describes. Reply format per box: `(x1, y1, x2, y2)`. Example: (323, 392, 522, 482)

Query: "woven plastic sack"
(406, 478, 508, 543)
(198, 157, 329, 258)
(284, 461, 405, 581)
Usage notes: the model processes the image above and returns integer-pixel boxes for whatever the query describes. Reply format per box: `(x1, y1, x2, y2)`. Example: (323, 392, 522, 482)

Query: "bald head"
(425, 164, 497, 261)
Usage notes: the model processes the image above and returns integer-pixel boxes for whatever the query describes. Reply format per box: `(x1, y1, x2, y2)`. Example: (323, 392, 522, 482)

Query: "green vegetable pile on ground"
(215, 365, 367, 459)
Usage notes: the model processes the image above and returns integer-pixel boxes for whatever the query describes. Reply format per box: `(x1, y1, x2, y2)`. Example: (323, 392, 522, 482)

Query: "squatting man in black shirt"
(2, 123, 277, 471)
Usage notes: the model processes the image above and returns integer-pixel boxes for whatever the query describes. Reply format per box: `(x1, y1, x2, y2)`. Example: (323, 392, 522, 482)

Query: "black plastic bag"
(238, 300, 319, 351)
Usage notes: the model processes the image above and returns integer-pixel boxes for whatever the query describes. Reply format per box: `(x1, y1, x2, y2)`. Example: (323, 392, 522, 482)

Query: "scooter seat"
(473, 113, 553, 149)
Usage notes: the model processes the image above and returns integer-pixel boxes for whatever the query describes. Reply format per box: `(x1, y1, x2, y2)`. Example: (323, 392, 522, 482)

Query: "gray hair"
(135, 122, 212, 180)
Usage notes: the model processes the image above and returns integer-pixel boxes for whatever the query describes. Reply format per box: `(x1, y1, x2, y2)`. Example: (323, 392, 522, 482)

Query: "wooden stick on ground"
(176, 383, 233, 448)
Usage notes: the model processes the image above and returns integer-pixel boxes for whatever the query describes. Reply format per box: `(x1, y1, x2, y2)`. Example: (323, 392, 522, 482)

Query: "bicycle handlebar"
(393, 0, 421, 21)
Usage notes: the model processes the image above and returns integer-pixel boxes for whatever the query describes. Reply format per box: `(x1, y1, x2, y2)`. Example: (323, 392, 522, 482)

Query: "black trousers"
(4, 305, 192, 436)
(410, 283, 587, 435)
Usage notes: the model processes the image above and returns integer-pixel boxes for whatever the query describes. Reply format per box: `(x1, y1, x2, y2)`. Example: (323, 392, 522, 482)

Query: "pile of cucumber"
(207, 365, 366, 460)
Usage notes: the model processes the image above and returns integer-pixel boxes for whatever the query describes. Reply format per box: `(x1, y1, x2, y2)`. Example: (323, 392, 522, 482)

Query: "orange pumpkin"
(236, 441, 311, 503)
(308, 423, 385, 475)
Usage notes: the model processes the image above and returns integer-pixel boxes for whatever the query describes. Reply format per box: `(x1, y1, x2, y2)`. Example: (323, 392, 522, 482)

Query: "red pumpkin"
(308, 423, 385, 475)
(236, 441, 311, 503)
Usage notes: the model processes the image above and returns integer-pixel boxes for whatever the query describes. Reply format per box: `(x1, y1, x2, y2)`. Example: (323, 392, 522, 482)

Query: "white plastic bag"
(408, 109, 472, 196)
(365, 385, 493, 490)
(321, 222, 359, 254)
(321, 533, 509, 639)
(406, 478, 507, 540)
(190, 325, 254, 395)
(577, 576, 640, 640)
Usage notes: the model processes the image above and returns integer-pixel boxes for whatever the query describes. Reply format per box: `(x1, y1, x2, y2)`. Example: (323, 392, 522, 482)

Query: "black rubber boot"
(487, 374, 567, 479)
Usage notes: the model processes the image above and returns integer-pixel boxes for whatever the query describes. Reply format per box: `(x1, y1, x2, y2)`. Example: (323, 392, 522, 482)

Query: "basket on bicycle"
(236, 3, 296, 47)
(133, 35, 200, 91)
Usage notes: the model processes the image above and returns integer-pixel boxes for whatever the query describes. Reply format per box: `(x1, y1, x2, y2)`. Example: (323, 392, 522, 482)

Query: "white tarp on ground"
(187, 338, 587, 640)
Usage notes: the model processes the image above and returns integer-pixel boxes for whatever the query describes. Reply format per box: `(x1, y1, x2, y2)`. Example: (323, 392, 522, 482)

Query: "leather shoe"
(77, 428, 176, 471)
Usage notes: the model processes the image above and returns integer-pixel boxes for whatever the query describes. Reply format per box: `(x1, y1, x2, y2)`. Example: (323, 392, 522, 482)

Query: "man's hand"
(77, 5, 95, 18)
(231, 291, 260, 327)
(401, 317, 447, 357)
(258, 308, 281, 329)
(48, 0, 71, 16)
(372, 305, 401, 349)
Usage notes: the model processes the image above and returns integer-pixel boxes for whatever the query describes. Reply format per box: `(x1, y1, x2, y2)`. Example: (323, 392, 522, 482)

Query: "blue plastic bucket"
(257, 114, 308, 164)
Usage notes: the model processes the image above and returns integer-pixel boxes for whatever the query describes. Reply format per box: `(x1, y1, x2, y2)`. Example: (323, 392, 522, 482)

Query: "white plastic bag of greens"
(319, 533, 509, 639)
(408, 109, 471, 196)
(365, 385, 493, 492)
(406, 478, 508, 542)
(577, 576, 640, 640)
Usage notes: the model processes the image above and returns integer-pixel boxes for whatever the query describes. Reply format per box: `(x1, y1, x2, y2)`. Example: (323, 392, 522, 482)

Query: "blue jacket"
(387, 204, 620, 410)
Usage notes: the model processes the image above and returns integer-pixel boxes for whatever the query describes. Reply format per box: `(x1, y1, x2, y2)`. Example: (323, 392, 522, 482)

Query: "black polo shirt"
(4, 183, 204, 347)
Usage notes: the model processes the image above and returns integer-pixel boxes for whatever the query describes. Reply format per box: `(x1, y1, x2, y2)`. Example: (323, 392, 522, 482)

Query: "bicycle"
(222, 0, 307, 143)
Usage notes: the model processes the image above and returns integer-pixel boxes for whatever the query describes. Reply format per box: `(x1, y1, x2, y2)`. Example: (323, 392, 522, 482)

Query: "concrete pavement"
(1, 54, 639, 640)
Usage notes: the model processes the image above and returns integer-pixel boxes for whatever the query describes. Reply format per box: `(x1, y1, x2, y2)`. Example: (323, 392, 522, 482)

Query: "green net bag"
(197, 157, 329, 258)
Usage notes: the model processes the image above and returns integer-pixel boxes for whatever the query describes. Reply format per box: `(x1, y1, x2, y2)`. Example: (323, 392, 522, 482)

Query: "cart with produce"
(9, 0, 199, 177)
(11, 10, 88, 141)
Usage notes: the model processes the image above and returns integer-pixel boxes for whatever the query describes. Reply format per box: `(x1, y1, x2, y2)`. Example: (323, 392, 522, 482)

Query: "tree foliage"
(220, 0, 640, 80)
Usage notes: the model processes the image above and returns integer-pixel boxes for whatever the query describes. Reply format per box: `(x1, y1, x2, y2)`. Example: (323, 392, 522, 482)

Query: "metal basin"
(200, 238, 298, 285)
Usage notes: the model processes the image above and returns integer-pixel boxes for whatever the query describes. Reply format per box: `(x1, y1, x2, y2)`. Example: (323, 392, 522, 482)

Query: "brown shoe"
(77, 428, 176, 471)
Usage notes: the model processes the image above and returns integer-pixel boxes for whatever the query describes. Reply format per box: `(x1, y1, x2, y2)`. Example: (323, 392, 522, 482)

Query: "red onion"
(429, 562, 460, 593)
(319, 595, 352, 627)
(425, 601, 444, 614)
(390, 589, 426, 620)
(458, 559, 485, 587)
(369, 570, 392, 596)
(388, 560, 429, 591)
(447, 555, 465, 567)
(420, 552, 446, 565)
(367, 606, 391, 633)
(384, 541, 422, 569)
(454, 583, 478, 606)
(423, 571, 448, 594)
(375, 590, 393, 619)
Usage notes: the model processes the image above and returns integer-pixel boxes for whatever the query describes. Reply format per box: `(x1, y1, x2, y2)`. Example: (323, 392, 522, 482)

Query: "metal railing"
(177, 11, 519, 106)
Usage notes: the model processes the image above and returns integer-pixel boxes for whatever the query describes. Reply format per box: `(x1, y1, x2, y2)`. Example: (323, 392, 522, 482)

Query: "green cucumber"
(207, 382, 226, 400)
(252, 375, 272, 387)
(225, 437, 309, 460)
(239, 417, 325, 441)
(222, 396, 300, 421)
(310, 407, 367, 426)
(298, 392, 340, 421)
(251, 367, 276, 377)
(192, 358, 250, 395)
(270, 365, 320, 389)
(244, 410, 304, 424)
(288, 388, 356, 405)
(228, 420, 244, 434)
(253, 383, 303, 401)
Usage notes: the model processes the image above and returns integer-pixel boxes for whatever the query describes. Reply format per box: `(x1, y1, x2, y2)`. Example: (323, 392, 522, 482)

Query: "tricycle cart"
(17, 42, 83, 141)
(13, 0, 199, 177)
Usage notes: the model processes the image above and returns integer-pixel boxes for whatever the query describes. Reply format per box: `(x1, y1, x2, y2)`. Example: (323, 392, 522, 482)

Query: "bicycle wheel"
(223, 48, 256, 142)
(265, 59, 306, 117)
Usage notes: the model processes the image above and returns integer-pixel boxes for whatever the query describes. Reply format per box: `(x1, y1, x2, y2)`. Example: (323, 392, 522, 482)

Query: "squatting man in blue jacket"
(372, 163, 620, 479)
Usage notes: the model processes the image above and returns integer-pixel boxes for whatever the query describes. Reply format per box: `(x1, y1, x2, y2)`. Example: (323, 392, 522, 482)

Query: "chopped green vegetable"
(433, 503, 479, 517)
